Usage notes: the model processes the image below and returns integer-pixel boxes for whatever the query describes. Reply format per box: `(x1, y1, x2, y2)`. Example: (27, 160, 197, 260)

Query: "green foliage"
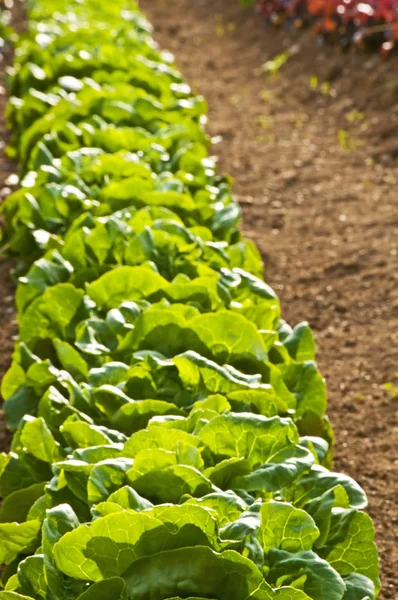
(0, 0, 379, 598)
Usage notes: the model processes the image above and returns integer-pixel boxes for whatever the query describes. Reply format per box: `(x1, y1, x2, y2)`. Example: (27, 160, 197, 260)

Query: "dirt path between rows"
(140, 0, 398, 596)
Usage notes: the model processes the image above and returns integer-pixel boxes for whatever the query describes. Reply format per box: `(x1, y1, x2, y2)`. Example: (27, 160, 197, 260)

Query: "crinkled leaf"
(260, 501, 319, 553)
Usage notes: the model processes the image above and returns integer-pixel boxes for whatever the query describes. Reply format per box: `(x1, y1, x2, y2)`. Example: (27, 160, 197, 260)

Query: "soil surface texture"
(0, 0, 397, 596)
(139, 0, 398, 595)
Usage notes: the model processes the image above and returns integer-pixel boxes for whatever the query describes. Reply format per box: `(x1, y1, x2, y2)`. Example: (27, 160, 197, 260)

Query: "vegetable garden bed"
(0, 0, 393, 598)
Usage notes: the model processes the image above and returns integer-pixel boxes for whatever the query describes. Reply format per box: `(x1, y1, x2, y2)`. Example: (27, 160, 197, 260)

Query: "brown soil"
(0, 0, 397, 596)
(139, 0, 398, 596)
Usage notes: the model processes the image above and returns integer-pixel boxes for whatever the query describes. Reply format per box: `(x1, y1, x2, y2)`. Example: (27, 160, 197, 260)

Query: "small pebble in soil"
(5, 173, 19, 186)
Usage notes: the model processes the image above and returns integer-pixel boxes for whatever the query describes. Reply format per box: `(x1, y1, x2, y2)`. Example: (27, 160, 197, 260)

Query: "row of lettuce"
(0, 0, 379, 599)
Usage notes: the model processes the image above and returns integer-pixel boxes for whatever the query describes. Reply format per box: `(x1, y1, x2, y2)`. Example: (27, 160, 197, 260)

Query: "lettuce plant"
(0, 0, 379, 599)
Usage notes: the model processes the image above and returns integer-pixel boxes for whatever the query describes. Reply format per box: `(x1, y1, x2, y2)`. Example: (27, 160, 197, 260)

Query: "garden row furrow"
(0, 0, 380, 599)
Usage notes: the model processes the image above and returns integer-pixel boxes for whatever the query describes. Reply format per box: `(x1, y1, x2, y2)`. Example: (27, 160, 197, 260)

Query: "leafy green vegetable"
(122, 546, 273, 600)
(0, 520, 41, 564)
(0, 0, 379, 597)
(268, 549, 345, 600)
(260, 501, 319, 553)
